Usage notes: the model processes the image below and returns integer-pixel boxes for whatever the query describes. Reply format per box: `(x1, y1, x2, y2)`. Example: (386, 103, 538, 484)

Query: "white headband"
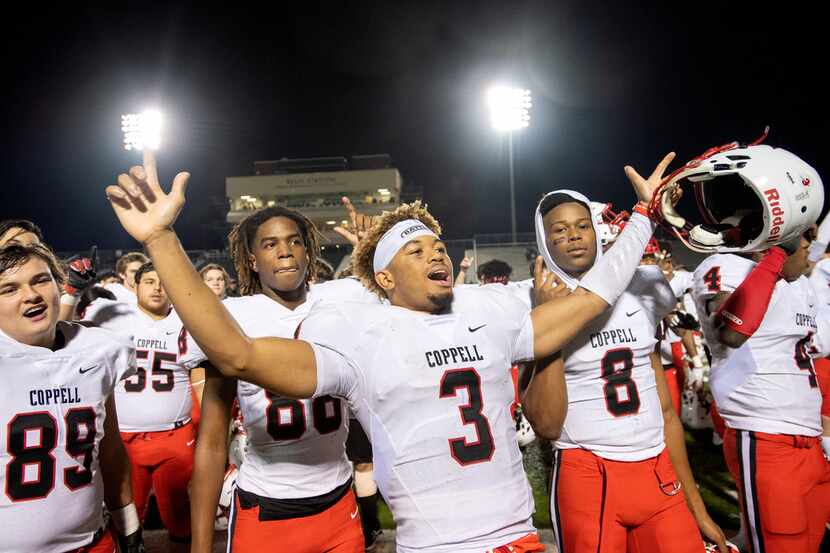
(372, 219, 439, 272)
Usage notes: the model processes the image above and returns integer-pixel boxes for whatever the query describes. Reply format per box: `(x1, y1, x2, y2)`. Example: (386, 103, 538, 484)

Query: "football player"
(523, 190, 727, 553)
(650, 139, 829, 553)
(0, 243, 143, 552)
(85, 262, 203, 551)
(189, 207, 365, 553)
(105, 150, 668, 552)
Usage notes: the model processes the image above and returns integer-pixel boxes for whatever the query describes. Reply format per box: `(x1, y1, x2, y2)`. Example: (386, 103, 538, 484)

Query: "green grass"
(375, 428, 740, 532)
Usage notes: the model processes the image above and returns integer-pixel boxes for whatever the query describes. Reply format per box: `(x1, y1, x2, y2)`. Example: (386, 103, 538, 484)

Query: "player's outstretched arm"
(106, 151, 317, 397)
(191, 365, 236, 553)
(99, 395, 144, 551)
(652, 353, 728, 551)
(531, 153, 675, 358)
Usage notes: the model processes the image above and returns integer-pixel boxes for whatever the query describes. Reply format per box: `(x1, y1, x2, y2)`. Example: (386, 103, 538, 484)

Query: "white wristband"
(691, 355, 704, 369)
(60, 294, 79, 306)
(110, 503, 140, 536)
(579, 212, 655, 305)
(822, 436, 830, 459)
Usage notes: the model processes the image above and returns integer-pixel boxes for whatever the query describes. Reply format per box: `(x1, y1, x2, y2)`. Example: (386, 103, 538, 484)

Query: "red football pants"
(228, 487, 364, 552)
(489, 532, 546, 552)
(121, 422, 195, 540)
(664, 366, 682, 418)
(723, 428, 830, 553)
(550, 447, 704, 553)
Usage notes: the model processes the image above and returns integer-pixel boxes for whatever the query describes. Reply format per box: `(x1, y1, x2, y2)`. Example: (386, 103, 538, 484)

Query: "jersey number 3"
(440, 368, 495, 466)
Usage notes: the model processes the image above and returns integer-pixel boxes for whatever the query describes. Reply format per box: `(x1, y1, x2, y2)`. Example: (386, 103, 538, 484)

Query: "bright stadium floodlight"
(486, 86, 532, 132)
(121, 110, 163, 151)
(485, 86, 532, 243)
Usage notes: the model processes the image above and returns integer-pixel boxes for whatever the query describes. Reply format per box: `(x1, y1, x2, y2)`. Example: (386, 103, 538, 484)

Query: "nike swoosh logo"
(165, 331, 177, 335)
(468, 324, 487, 333)
(79, 365, 99, 374)
(625, 310, 641, 317)
(186, 439, 195, 446)
(350, 507, 359, 519)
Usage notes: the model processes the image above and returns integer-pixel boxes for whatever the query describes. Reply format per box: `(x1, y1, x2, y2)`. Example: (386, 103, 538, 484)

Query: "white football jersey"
(86, 301, 200, 432)
(692, 254, 822, 436)
(809, 258, 830, 307)
(302, 285, 536, 553)
(0, 322, 135, 553)
(556, 267, 676, 461)
(669, 269, 700, 321)
(185, 283, 368, 500)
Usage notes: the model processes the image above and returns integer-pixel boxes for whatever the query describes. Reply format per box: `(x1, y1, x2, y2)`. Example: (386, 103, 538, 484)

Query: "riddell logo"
(763, 188, 785, 243)
(721, 311, 743, 326)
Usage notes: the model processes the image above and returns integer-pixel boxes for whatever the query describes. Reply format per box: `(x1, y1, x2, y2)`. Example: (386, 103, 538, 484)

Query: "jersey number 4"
(5, 408, 96, 502)
(703, 267, 721, 292)
(440, 368, 495, 466)
(601, 348, 641, 417)
(265, 394, 343, 440)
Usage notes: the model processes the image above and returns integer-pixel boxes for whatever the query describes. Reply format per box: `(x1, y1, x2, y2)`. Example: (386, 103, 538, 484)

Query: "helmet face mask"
(650, 137, 824, 253)
(590, 202, 629, 247)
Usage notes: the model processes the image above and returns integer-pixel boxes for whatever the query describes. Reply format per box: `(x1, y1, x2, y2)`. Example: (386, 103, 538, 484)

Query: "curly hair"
(352, 201, 442, 298)
(228, 207, 321, 296)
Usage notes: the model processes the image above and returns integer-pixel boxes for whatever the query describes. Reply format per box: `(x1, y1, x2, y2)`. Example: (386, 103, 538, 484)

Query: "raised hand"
(459, 256, 474, 271)
(333, 197, 377, 247)
(105, 151, 190, 245)
(624, 152, 676, 204)
(533, 256, 570, 305)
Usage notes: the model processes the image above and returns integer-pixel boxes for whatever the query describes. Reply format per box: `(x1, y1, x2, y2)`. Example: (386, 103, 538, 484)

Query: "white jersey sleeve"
(811, 306, 830, 358)
(669, 269, 694, 299)
(809, 258, 830, 307)
(0, 323, 134, 553)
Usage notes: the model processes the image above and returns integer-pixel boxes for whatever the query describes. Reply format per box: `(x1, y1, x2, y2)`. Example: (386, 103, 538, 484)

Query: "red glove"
(717, 247, 787, 338)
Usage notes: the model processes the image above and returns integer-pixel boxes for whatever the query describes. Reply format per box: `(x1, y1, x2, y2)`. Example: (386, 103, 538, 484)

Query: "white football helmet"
(704, 542, 740, 553)
(590, 202, 629, 247)
(650, 130, 823, 253)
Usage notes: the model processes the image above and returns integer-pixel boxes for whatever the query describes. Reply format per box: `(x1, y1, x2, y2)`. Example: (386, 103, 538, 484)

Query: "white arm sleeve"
(810, 213, 830, 262)
(311, 343, 360, 400)
(579, 212, 655, 305)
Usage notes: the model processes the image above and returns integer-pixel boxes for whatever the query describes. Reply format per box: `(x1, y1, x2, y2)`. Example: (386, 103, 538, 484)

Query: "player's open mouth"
(23, 305, 47, 320)
(427, 267, 452, 286)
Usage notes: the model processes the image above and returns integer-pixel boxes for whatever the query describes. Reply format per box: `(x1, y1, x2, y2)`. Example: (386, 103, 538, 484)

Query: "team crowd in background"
(1, 138, 829, 553)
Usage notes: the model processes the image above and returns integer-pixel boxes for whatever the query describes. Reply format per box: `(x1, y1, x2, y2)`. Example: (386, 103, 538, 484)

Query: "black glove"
(64, 246, 97, 296)
(117, 528, 145, 553)
(669, 311, 700, 331)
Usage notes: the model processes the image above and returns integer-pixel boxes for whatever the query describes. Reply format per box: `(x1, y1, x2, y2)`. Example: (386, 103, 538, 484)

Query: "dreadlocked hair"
(227, 206, 321, 296)
(353, 200, 442, 299)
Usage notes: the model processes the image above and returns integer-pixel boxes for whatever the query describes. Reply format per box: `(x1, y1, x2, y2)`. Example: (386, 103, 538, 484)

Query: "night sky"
(2, 1, 827, 253)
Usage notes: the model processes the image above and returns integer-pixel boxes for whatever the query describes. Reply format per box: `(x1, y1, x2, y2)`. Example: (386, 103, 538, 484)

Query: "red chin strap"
(646, 126, 770, 234)
(716, 246, 786, 338)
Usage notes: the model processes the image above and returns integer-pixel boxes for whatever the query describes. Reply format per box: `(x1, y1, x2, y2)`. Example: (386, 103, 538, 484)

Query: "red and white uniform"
(184, 292, 354, 500)
(549, 268, 703, 553)
(0, 322, 135, 553)
(692, 254, 821, 437)
(693, 254, 830, 553)
(85, 301, 198, 432)
(301, 285, 538, 553)
(555, 267, 675, 460)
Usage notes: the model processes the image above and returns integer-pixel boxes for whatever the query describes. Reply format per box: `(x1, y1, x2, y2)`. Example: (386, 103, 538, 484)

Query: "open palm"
(105, 151, 190, 244)
(624, 151, 676, 204)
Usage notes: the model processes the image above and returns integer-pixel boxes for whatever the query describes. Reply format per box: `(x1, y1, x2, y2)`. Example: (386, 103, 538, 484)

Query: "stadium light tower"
(121, 110, 163, 151)
(486, 86, 532, 243)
